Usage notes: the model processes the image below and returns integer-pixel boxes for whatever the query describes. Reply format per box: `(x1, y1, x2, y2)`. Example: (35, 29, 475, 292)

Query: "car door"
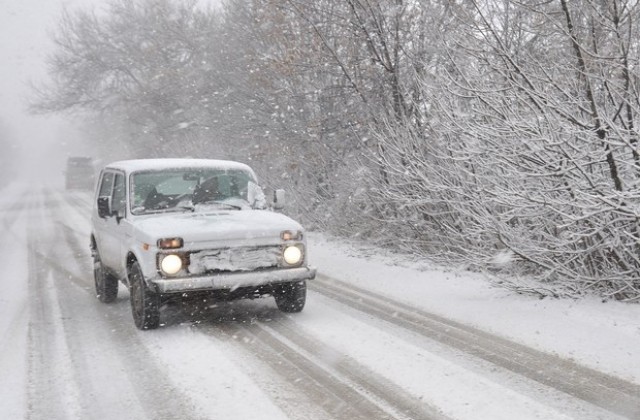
(109, 172, 129, 275)
(93, 170, 114, 263)
(95, 170, 128, 275)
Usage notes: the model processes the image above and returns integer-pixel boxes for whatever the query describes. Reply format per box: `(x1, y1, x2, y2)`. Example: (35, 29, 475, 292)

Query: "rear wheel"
(129, 261, 160, 330)
(274, 281, 306, 313)
(94, 252, 118, 303)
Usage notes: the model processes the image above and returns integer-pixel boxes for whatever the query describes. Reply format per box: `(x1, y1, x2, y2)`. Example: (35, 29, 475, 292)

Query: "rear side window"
(99, 172, 115, 197)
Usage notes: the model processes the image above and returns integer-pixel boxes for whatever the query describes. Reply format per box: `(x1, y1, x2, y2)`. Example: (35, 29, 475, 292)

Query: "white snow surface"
(134, 209, 303, 244)
(307, 233, 640, 385)
(1, 182, 638, 420)
(0, 194, 29, 419)
(106, 158, 257, 177)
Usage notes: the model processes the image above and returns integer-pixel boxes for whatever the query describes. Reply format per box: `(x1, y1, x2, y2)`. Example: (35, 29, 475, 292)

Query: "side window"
(98, 172, 115, 198)
(112, 173, 126, 214)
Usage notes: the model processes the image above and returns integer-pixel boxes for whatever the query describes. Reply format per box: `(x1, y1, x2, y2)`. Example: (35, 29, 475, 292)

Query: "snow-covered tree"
(32, 0, 225, 155)
(35, 0, 640, 299)
(372, 0, 640, 299)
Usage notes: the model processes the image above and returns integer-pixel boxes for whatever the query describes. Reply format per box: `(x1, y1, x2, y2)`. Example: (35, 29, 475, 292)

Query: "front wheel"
(94, 252, 118, 303)
(274, 281, 306, 313)
(129, 261, 160, 330)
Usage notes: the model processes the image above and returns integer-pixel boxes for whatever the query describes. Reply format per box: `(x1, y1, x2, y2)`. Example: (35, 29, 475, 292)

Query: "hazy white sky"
(0, 0, 104, 177)
(1, 0, 222, 179)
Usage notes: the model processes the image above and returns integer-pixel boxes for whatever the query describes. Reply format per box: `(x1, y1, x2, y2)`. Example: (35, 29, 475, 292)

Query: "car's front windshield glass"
(130, 168, 255, 215)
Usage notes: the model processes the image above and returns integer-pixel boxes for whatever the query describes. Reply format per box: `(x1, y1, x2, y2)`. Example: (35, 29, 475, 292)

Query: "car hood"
(133, 210, 303, 245)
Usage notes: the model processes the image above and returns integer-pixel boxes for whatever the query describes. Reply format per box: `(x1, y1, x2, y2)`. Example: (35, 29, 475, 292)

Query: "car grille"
(189, 246, 280, 274)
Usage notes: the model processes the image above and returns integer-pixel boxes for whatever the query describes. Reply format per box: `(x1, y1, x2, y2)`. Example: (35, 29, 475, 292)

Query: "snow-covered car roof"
(104, 158, 256, 175)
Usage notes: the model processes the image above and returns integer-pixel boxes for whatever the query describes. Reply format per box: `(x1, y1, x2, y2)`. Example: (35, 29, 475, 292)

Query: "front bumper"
(151, 266, 317, 294)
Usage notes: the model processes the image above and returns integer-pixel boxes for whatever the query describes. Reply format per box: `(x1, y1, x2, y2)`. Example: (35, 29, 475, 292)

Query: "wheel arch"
(90, 233, 98, 256)
(126, 251, 137, 269)
(125, 251, 140, 287)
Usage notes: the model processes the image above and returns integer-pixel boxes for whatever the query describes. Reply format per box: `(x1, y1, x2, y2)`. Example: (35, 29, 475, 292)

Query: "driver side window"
(112, 174, 126, 214)
(98, 172, 114, 198)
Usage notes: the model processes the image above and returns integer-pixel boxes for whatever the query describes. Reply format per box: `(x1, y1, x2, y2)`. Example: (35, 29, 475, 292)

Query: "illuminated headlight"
(160, 254, 183, 275)
(283, 245, 303, 266)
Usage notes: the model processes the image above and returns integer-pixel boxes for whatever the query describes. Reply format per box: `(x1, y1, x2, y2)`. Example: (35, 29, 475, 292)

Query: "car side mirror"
(273, 189, 286, 210)
(97, 196, 112, 218)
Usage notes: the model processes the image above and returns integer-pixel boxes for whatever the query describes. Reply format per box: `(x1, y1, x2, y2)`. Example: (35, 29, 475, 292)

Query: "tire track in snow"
(311, 274, 640, 419)
(0, 193, 28, 238)
(256, 318, 449, 420)
(47, 189, 206, 420)
(200, 321, 408, 420)
(26, 194, 83, 420)
(0, 193, 29, 352)
(0, 194, 30, 420)
(65, 189, 93, 209)
(22, 188, 204, 419)
(189, 307, 449, 420)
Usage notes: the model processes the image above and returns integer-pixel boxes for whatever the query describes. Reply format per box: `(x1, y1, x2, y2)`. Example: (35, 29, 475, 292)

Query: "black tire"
(129, 261, 160, 330)
(274, 280, 307, 313)
(94, 252, 118, 303)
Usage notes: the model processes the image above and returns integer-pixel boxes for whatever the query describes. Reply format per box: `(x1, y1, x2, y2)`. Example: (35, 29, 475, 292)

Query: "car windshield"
(130, 168, 255, 215)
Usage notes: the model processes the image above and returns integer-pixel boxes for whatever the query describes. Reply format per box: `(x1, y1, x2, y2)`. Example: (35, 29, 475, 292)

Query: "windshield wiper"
(177, 204, 195, 212)
(137, 205, 194, 215)
(195, 200, 243, 210)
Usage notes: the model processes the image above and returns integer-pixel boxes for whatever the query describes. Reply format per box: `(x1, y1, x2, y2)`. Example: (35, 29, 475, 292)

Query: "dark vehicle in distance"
(65, 157, 95, 190)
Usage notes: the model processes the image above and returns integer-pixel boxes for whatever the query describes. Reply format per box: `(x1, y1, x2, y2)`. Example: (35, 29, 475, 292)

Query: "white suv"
(90, 159, 316, 329)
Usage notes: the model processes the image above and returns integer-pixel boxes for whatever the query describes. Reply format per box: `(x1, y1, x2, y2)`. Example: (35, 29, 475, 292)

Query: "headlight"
(160, 254, 183, 275)
(283, 245, 303, 266)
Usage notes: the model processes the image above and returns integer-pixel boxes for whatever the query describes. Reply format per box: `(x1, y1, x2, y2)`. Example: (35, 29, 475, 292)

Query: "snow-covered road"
(0, 183, 638, 419)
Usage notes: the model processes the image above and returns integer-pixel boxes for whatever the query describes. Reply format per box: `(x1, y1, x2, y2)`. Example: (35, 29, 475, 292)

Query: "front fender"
(124, 243, 158, 289)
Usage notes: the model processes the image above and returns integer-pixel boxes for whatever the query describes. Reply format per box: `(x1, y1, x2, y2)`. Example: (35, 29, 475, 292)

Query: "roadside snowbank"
(307, 232, 640, 384)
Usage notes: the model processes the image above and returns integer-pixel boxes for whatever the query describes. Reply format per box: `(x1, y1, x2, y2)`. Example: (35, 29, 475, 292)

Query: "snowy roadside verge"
(306, 232, 640, 385)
